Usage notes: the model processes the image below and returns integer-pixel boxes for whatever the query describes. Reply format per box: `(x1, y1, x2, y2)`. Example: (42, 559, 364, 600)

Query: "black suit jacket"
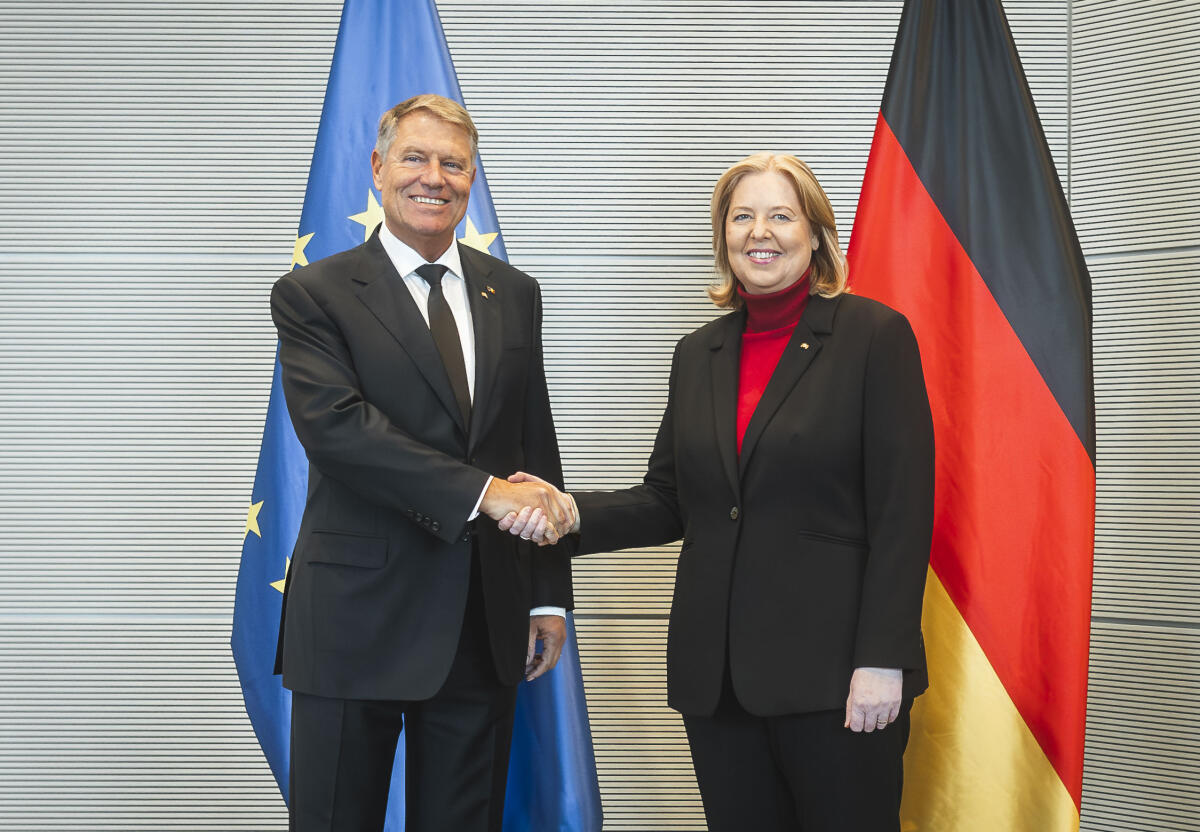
(574, 293, 933, 717)
(270, 229, 572, 701)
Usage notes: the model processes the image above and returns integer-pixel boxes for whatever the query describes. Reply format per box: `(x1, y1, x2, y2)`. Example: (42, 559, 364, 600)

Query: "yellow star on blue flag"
(291, 233, 314, 270)
(244, 501, 264, 539)
(270, 558, 290, 594)
(348, 191, 384, 241)
(459, 217, 499, 255)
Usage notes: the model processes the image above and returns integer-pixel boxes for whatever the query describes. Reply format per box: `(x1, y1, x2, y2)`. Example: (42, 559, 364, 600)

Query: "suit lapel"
(737, 294, 839, 478)
(459, 244, 502, 452)
(708, 308, 746, 498)
(354, 231, 468, 437)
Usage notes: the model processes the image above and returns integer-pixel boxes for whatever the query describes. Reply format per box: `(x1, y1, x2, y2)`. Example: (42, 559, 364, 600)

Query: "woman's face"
(725, 170, 818, 295)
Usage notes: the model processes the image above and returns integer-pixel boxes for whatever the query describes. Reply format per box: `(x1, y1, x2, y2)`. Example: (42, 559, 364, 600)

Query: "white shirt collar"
(377, 222, 465, 282)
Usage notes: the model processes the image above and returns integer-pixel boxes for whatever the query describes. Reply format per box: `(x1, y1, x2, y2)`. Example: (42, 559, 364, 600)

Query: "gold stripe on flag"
(901, 572, 1079, 832)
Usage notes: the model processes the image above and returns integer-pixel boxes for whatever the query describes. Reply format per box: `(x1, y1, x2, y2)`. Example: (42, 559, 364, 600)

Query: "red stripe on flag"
(848, 113, 1094, 807)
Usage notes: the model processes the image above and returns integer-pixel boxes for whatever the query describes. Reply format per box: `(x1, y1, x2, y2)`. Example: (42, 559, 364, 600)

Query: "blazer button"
(431, 521, 441, 532)
(729, 506, 740, 521)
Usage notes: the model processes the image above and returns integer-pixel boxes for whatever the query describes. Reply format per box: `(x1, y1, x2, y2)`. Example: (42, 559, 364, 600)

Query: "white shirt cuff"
(468, 475, 493, 521)
(530, 606, 566, 618)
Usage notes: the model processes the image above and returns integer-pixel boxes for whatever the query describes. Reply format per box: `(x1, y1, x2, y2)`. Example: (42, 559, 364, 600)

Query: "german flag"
(847, 2, 1094, 829)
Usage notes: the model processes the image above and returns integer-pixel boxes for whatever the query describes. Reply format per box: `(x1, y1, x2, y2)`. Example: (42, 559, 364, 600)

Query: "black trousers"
(682, 671, 911, 832)
(288, 550, 518, 832)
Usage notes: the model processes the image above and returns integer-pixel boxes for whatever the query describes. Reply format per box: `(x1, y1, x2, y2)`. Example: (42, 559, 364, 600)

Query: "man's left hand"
(525, 614, 567, 681)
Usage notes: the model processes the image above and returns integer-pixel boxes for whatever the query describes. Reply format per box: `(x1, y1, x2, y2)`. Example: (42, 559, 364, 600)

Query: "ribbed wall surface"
(0, 622, 284, 829)
(0, 1, 1192, 829)
(0, 2, 335, 828)
(1070, 0, 1199, 255)
(1075, 2, 1200, 827)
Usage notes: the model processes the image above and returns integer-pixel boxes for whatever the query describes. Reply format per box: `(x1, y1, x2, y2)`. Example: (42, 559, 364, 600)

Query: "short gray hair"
(375, 94, 479, 163)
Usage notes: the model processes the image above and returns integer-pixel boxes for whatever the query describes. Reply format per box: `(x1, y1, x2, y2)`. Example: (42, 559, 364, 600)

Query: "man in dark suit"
(270, 94, 576, 832)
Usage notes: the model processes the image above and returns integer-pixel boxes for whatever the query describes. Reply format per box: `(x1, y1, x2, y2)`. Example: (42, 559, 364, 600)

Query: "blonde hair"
(376, 94, 479, 164)
(708, 152, 848, 308)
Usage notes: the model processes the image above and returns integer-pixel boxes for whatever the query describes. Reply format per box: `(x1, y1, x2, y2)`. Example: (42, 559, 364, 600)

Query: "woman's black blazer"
(573, 292, 935, 717)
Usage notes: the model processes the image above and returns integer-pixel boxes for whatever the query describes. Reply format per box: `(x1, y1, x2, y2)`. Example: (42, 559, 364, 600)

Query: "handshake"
(479, 472, 579, 546)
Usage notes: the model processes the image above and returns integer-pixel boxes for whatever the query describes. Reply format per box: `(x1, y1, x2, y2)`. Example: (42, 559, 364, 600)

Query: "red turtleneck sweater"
(736, 273, 811, 454)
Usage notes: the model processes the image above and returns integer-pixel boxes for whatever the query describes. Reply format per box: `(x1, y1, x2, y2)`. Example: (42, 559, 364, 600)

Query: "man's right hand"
(495, 472, 579, 545)
(480, 474, 574, 544)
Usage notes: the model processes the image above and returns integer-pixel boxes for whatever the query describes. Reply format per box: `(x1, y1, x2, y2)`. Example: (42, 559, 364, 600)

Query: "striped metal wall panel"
(2, 0, 1191, 829)
(0, 622, 283, 829)
(1091, 252, 1200, 626)
(0, 2, 336, 828)
(1074, 1, 1200, 829)
(1085, 623, 1200, 831)
(575, 620, 703, 829)
(1070, 0, 1200, 254)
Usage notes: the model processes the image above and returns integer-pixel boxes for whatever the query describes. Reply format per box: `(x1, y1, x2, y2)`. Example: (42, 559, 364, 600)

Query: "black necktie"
(416, 263, 472, 428)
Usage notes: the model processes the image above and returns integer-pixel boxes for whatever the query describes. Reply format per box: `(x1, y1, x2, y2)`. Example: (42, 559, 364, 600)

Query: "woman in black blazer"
(506, 153, 934, 831)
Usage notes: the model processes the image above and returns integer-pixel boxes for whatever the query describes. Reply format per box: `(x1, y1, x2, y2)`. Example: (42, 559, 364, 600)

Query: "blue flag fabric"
(230, 1, 602, 829)
(231, 356, 304, 796)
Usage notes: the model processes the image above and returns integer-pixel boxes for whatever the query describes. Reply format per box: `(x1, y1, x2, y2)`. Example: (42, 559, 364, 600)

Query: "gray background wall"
(0, 1, 1195, 829)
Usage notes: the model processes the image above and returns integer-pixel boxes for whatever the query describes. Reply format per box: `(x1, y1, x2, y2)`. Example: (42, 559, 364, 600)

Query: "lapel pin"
(480, 291, 489, 299)
(800, 342, 810, 350)
(487, 285, 496, 294)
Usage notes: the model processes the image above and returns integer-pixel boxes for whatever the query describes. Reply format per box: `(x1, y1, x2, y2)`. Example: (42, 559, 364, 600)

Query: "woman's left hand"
(844, 667, 903, 732)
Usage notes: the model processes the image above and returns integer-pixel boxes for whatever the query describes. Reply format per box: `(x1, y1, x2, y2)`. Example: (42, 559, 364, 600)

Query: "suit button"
(431, 521, 441, 532)
(729, 506, 740, 520)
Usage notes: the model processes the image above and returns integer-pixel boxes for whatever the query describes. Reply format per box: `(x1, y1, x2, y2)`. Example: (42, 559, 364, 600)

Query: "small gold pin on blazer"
(800, 342, 810, 350)
(480, 290, 489, 299)
(487, 285, 496, 294)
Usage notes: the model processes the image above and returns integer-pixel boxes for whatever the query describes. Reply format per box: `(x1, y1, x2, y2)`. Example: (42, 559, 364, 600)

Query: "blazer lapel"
(459, 244, 502, 452)
(708, 308, 746, 498)
(738, 294, 839, 478)
(354, 231, 468, 437)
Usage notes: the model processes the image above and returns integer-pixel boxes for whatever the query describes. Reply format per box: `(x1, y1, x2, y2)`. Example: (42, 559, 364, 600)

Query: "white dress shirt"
(378, 223, 478, 399)
(377, 224, 564, 619)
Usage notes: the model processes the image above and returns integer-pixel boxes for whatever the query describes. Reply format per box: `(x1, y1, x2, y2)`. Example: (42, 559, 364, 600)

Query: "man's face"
(371, 110, 476, 261)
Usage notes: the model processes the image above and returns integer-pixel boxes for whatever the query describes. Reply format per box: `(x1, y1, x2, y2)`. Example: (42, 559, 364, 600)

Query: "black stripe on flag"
(880, 0, 1095, 460)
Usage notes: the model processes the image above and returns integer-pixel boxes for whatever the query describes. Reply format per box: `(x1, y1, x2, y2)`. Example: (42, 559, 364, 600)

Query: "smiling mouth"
(411, 195, 448, 206)
(746, 249, 781, 263)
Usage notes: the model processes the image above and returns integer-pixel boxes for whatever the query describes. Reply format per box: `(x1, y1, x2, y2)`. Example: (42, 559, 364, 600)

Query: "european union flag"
(230, 1, 602, 829)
